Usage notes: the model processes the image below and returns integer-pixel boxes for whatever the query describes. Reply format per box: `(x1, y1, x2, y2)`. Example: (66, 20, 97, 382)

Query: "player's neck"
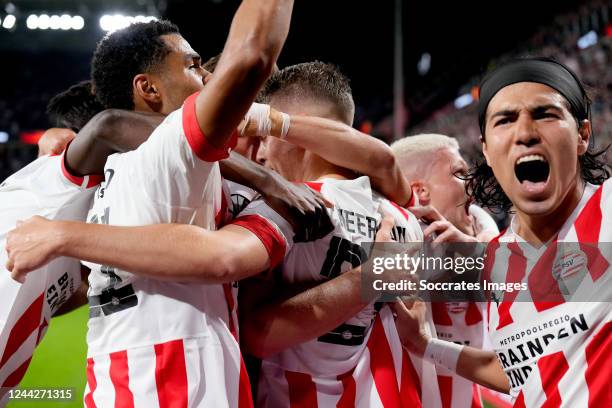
(302, 153, 356, 182)
(514, 178, 585, 246)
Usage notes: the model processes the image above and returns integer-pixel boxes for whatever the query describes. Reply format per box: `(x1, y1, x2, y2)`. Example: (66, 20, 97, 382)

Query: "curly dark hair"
(91, 20, 180, 110)
(46, 80, 104, 132)
(259, 61, 355, 124)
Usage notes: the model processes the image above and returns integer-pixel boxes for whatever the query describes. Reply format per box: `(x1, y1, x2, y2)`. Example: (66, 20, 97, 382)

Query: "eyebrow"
(488, 104, 563, 121)
(184, 53, 201, 62)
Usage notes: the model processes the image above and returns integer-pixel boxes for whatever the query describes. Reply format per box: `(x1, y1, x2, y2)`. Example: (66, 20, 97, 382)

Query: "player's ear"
(410, 180, 430, 205)
(577, 120, 591, 156)
(133, 74, 162, 105)
(481, 137, 492, 167)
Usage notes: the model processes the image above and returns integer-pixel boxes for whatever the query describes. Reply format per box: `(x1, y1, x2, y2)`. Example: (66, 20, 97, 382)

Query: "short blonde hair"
(390, 133, 459, 156)
(391, 133, 460, 180)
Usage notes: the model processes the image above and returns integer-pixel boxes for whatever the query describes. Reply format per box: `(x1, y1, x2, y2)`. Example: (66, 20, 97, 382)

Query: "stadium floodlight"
(100, 14, 157, 32)
(38, 14, 50, 30)
(26, 14, 38, 29)
(59, 14, 72, 30)
(49, 15, 61, 30)
(2, 14, 16, 29)
(71, 15, 84, 30)
(454, 93, 474, 110)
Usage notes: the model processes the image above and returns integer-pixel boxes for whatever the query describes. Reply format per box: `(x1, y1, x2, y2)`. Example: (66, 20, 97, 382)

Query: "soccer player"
(0, 80, 165, 400)
(6, 62, 425, 407)
(393, 57, 611, 407)
(237, 62, 429, 407)
(391, 133, 506, 408)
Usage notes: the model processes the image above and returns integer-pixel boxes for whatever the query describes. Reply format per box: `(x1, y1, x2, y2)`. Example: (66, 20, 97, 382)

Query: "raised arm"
(65, 109, 163, 176)
(193, 0, 293, 148)
(284, 115, 413, 206)
(5, 217, 280, 284)
(243, 106, 414, 206)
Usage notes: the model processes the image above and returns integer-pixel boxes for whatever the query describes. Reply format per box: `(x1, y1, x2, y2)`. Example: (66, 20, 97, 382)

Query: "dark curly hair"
(259, 61, 355, 124)
(91, 20, 180, 110)
(46, 80, 104, 132)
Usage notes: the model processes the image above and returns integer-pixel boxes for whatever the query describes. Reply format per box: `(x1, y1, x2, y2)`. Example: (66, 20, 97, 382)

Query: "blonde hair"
(390, 133, 460, 180)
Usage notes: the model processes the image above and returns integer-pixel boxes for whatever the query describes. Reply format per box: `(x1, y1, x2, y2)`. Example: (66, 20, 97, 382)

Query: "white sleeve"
(469, 204, 499, 237)
(130, 92, 237, 208)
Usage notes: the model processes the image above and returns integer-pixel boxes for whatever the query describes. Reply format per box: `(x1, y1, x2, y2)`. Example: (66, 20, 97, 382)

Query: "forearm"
(413, 336, 509, 394)
(53, 222, 268, 283)
(284, 116, 413, 205)
(457, 346, 510, 393)
(66, 109, 162, 176)
(220, 151, 267, 192)
(242, 268, 374, 357)
(196, 0, 293, 147)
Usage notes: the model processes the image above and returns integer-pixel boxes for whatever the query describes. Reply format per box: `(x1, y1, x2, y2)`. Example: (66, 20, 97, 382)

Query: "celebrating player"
(393, 57, 611, 407)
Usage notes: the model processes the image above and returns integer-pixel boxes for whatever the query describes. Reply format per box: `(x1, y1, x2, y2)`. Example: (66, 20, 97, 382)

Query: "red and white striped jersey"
(486, 181, 612, 407)
(0, 152, 102, 401)
(82, 93, 252, 408)
(232, 176, 429, 407)
(431, 302, 488, 408)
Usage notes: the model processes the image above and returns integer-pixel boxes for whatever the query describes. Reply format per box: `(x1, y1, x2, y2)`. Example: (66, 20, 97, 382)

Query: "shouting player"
(393, 57, 611, 407)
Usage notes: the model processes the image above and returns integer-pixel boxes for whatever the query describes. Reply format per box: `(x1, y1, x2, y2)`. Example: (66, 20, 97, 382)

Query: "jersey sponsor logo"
(496, 313, 589, 389)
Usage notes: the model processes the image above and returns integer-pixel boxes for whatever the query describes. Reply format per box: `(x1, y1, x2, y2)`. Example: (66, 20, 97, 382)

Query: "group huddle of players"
(0, 0, 610, 407)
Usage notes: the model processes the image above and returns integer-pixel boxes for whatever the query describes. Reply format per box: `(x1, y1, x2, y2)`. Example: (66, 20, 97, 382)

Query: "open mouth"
(514, 154, 550, 185)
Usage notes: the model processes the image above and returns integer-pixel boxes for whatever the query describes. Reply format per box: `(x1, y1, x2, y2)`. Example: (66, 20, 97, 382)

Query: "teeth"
(516, 154, 547, 165)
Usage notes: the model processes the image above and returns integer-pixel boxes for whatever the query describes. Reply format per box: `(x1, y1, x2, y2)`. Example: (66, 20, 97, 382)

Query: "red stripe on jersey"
(575, 186, 609, 282)
(400, 349, 422, 406)
(154, 340, 188, 408)
(0, 294, 44, 369)
(585, 321, 612, 406)
(231, 214, 287, 270)
(336, 369, 356, 408)
(465, 302, 483, 326)
(432, 302, 453, 326)
(574, 185, 603, 244)
(389, 201, 410, 221)
(437, 375, 453, 408)
(284, 370, 318, 408)
(60, 148, 104, 188)
(1, 357, 31, 388)
(537, 351, 569, 408)
(182, 92, 237, 162)
(471, 383, 483, 408)
(528, 241, 565, 312)
(85, 358, 98, 408)
(238, 355, 254, 408)
(513, 391, 526, 408)
(302, 182, 323, 192)
(109, 350, 135, 408)
(496, 243, 526, 330)
(367, 316, 402, 407)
